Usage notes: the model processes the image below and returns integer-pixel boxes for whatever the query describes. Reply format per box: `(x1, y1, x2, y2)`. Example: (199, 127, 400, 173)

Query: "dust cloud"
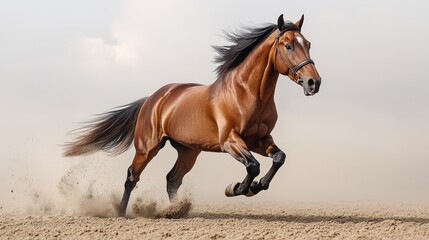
(0, 156, 194, 219)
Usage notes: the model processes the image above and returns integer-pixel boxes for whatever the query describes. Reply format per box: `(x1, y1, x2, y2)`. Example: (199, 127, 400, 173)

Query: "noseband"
(275, 28, 314, 76)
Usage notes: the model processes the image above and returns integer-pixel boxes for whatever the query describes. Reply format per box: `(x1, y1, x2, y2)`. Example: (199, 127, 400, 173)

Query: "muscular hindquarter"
(134, 83, 221, 153)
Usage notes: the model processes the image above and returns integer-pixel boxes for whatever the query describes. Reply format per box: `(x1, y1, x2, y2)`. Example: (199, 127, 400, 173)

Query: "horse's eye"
(285, 44, 292, 50)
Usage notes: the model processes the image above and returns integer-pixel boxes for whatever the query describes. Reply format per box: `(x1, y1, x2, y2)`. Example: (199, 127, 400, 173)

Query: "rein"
(275, 28, 314, 77)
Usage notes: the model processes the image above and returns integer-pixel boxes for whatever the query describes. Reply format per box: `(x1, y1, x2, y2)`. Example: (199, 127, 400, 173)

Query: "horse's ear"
(277, 14, 285, 30)
(295, 14, 304, 30)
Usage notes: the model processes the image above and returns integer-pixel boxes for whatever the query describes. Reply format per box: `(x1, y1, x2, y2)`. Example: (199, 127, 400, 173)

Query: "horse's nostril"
(307, 78, 316, 92)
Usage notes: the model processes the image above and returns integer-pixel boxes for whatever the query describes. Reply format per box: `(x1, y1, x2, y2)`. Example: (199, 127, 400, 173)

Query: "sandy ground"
(1, 201, 428, 240)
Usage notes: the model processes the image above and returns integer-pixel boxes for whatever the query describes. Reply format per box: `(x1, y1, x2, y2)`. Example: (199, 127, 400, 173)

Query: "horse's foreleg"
(249, 144, 286, 195)
(166, 143, 200, 202)
(222, 130, 260, 197)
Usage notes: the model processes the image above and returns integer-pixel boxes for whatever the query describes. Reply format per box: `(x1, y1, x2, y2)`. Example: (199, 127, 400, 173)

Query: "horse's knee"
(273, 151, 286, 167)
(246, 160, 260, 177)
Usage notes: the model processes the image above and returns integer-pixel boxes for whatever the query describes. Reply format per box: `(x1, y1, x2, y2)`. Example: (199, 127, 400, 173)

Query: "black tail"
(64, 98, 147, 157)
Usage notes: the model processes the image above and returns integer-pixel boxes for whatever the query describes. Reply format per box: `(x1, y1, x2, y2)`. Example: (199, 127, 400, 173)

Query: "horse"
(64, 14, 321, 217)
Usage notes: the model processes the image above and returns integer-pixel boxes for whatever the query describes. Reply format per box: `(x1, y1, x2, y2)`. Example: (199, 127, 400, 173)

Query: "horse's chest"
(244, 121, 270, 139)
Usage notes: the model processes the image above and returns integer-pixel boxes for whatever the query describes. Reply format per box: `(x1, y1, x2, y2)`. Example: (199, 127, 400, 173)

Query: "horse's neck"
(219, 34, 279, 105)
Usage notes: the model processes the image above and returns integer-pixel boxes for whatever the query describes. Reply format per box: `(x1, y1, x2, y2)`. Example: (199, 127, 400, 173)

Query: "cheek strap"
(275, 30, 315, 76)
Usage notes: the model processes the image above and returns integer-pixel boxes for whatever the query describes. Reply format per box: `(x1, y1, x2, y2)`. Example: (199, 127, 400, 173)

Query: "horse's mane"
(213, 24, 277, 78)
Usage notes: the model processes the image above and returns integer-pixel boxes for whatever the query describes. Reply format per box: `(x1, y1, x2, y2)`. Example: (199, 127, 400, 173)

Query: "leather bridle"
(275, 28, 314, 78)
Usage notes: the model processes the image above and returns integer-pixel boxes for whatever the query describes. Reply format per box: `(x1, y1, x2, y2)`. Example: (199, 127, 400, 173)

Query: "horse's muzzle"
(298, 76, 321, 96)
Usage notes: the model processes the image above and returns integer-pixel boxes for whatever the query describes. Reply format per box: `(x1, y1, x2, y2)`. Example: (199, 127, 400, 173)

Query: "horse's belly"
(167, 118, 221, 151)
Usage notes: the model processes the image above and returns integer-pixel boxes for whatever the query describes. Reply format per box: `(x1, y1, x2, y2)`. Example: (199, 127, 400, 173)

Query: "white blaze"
(296, 36, 305, 48)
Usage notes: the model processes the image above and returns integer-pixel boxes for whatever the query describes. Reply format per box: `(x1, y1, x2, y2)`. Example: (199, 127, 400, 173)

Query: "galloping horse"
(64, 14, 321, 217)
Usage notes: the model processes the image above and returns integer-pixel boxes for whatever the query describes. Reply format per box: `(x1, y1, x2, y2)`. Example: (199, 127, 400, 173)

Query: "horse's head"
(273, 14, 321, 96)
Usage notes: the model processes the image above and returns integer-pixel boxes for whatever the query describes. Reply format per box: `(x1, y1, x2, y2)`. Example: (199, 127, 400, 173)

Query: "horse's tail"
(63, 97, 148, 157)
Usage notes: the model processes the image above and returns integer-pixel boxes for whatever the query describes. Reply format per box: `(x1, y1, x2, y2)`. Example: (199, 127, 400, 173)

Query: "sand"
(4, 157, 427, 240)
(1, 201, 428, 240)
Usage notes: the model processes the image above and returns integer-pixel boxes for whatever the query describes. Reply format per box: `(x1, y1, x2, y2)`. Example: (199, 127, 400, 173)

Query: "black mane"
(213, 24, 277, 78)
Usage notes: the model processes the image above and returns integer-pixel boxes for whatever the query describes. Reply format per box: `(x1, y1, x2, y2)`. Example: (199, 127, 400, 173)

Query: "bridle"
(275, 27, 314, 79)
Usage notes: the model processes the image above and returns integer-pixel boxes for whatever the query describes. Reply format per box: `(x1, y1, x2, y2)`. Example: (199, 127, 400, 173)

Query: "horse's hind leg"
(118, 143, 161, 217)
(166, 141, 200, 202)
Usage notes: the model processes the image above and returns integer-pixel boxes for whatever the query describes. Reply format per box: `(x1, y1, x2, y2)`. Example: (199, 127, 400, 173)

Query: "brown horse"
(64, 14, 321, 217)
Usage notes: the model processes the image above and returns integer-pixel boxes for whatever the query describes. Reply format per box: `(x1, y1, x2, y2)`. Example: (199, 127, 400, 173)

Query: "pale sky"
(1, 1, 429, 210)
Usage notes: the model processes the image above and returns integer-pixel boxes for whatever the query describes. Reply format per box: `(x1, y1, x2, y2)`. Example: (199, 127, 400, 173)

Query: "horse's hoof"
(245, 189, 256, 197)
(246, 181, 259, 197)
(117, 204, 127, 217)
(225, 182, 239, 197)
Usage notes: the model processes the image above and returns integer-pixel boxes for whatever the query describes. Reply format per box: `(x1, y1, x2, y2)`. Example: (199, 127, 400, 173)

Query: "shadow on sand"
(189, 212, 429, 224)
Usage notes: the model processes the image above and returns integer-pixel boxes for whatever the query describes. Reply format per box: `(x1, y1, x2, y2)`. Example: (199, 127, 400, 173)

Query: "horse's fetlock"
(260, 180, 270, 190)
